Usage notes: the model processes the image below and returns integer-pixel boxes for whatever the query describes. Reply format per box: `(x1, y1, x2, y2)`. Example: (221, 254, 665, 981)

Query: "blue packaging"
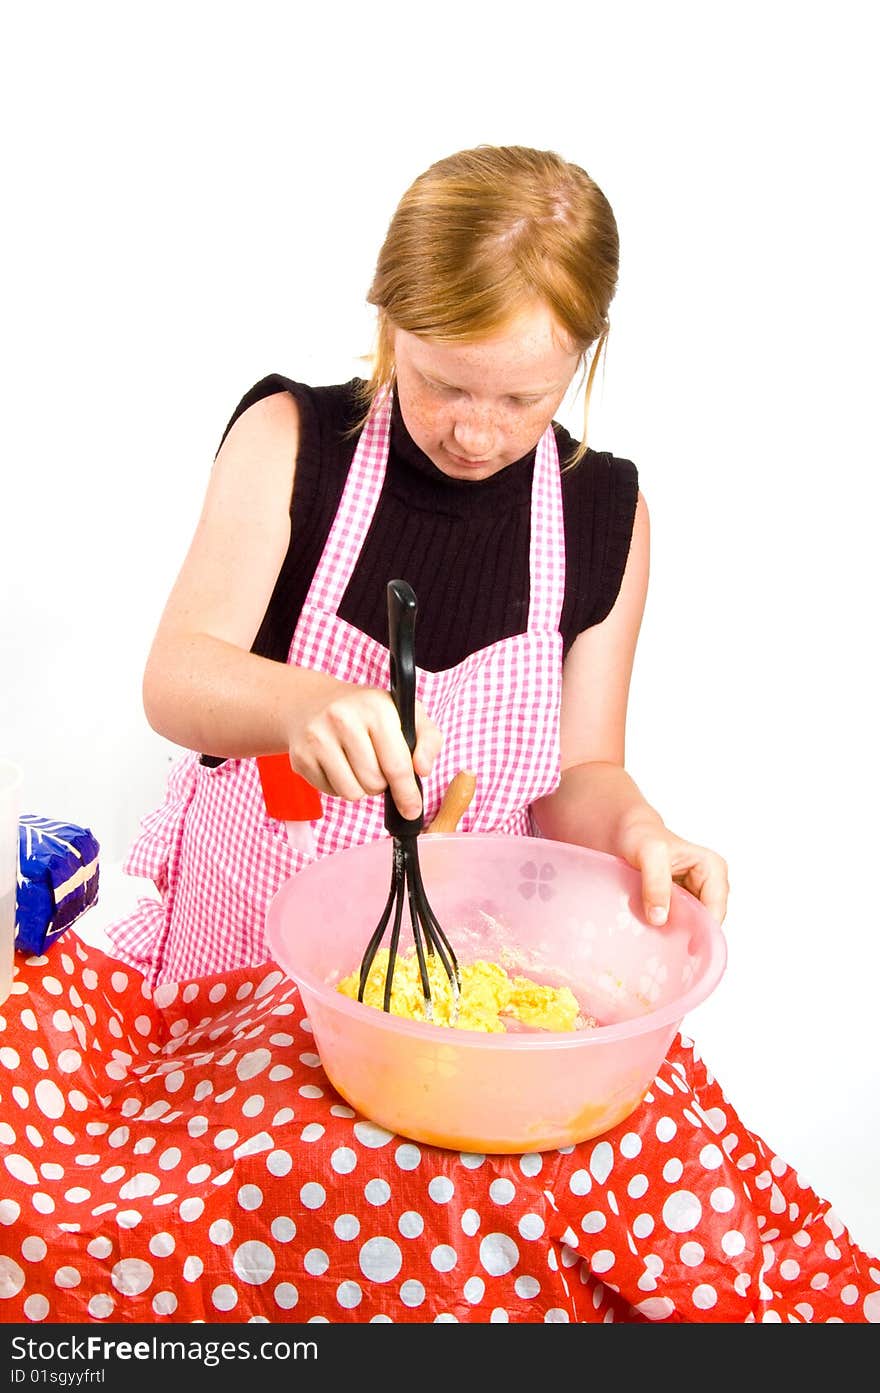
(15, 816, 100, 954)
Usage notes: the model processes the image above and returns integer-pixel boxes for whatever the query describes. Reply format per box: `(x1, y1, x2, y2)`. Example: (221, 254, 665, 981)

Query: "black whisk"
(358, 580, 462, 1021)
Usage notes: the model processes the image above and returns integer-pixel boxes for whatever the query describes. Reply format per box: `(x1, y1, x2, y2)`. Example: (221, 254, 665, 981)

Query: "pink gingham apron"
(109, 392, 566, 986)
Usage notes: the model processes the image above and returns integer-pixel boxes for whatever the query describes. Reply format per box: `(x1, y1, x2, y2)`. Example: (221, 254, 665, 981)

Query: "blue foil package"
(15, 816, 100, 954)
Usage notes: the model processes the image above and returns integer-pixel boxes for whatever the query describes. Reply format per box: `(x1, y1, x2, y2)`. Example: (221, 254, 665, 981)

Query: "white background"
(3, 2, 879, 1261)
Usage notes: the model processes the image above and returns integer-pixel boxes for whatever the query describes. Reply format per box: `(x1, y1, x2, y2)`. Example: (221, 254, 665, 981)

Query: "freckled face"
(391, 302, 582, 482)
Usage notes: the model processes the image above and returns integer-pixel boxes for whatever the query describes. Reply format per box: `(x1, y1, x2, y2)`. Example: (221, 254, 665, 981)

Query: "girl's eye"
(426, 378, 461, 397)
(508, 396, 540, 408)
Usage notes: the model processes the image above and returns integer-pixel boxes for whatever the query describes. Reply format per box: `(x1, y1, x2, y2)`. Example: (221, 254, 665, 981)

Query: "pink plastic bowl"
(266, 833, 727, 1153)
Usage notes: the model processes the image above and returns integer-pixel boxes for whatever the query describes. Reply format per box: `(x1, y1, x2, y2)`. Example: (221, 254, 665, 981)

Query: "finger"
(303, 744, 374, 803)
(635, 837, 672, 925)
(675, 854, 730, 925)
(412, 703, 443, 778)
(383, 751, 424, 821)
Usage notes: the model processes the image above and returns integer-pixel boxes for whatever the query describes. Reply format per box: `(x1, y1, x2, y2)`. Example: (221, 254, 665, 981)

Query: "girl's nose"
(452, 408, 496, 459)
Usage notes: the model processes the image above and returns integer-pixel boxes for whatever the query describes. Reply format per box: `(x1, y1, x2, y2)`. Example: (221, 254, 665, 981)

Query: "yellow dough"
(337, 946, 582, 1032)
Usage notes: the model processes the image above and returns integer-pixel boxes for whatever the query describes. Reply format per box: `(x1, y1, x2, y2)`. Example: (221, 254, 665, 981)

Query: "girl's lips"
(445, 448, 493, 467)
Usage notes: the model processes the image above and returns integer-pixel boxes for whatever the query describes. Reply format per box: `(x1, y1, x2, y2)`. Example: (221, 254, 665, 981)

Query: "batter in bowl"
(337, 947, 591, 1032)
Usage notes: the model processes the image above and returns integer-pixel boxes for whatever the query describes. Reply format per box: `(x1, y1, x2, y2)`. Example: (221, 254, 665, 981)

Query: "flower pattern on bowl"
(518, 861, 557, 901)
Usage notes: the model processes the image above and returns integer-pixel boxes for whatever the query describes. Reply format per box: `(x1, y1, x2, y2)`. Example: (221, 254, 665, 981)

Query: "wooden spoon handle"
(425, 770, 477, 834)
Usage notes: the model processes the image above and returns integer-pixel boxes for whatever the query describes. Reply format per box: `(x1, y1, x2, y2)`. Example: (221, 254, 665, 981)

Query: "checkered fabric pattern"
(112, 394, 566, 987)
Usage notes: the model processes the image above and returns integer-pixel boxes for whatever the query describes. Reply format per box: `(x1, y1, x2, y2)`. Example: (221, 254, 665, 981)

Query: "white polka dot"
(364, 1180, 391, 1205)
(662, 1190, 702, 1234)
(359, 1236, 402, 1283)
(353, 1120, 394, 1149)
(304, 1249, 329, 1276)
(179, 1198, 205, 1222)
(655, 1117, 677, 1143)
(519, 1214, 545, 1240)
(149, 1233, 175, 1257)
(0, 1256, 26, 1297)
(334, 1214, 361, 1241)
(21, 1292, 49, 1321)
(111, 1259, 153, 1296)
(54, 1267, 81, 1288)
(463, 1276, 486, 1304)
(211, 1284, 238, 1311)
(428, 1177, 454, 1203)
(431, 1245, 458, 1273)
(395, 1143, 421, 1171)
(693, 1285, 718, 1310)
(299, 1183, 326, 1210)
(662, 1157, 683, 1183)
(581, 1211, 606, 1235)
(237, 1185, 263, 1212)
(236, 1048, 271, 1081)
(158, 1148, 181, 1171)
(633, 1213, 655, 1239)
(336, 1280, 362, 1309)
(274, 1282, 299, 1309)
(779, 1259, 801, 1282)
(479, 1233, 518, 1277)
(214, 1128, 239, 1150)
(589, 1141, 613, 1184)
(22, 1237, 47, 1261)
(267, 1150, 293, 1178)
(591, 1250, 616, 1274)
(569, 1168, 592, 1197)
(116, 1211, 143, 1229)
(620, 1132, 642, 1159)
(518, 1153, 542, 1177)
(710, 1186, 736, 1214)
(233, 1132, 273, 1160)
(627, 1173, 649, 1200)
(461, 1208, 480, 1236)
(209, 1219, 234, 1245)
(331, 1147, 357, 1174)
(515, 1275, 541, 1299)
(119, 1173, 160, 1200)
(87, 1237, 112, 1259)
(301, 1124, 324, 1142)
(398, 1211, 423, 1239)
(34, 1079, 67, 1120)
(234, 1240, 275, 1285)
(721, 1229, 746, 1257)
(699, 1143, 724, 1171)
(6, 1153, 38, 1186)
(152, 1291, 178, 1315)
(400, 1280, 426, 1307)
(634, 1296, 675, 1320)
(183, 1256, 204, 1282)
(87, 1295, 114, 1319)
(489, 1179, 515, 1205)
(271, 1217, 296, 1243)
(680, 1242, 704, 1267)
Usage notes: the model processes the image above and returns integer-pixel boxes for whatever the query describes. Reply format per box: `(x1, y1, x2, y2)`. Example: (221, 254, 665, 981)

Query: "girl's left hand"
(617, 818, 730, 926)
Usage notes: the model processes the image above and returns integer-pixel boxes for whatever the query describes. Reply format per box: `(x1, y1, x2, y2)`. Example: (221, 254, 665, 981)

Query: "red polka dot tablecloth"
(1, 938, 878, 1324)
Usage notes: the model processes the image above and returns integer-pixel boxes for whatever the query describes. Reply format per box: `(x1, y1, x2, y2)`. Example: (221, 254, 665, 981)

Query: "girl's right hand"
(286, 673, 442, 821)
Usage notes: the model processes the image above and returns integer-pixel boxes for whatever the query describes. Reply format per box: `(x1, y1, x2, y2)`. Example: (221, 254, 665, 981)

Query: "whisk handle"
(385, 578, 424, 838)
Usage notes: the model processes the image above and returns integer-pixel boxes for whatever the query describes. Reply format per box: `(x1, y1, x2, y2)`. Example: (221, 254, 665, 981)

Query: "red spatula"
(257, 753, 323, 854)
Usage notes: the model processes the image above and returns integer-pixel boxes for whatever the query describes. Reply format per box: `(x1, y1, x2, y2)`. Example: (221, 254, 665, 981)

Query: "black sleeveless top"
(219, 375, 639, 673)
